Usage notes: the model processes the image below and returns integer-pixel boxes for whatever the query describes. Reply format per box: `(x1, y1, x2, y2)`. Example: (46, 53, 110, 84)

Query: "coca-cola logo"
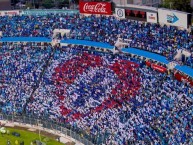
(83, 3, 107, 13)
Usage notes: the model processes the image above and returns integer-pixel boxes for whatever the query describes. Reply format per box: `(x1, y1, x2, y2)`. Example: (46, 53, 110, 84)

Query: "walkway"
(0, 37, 192, 78)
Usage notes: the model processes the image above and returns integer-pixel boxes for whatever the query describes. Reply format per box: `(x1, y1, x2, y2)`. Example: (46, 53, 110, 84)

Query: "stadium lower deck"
(0, 44, 192, 145)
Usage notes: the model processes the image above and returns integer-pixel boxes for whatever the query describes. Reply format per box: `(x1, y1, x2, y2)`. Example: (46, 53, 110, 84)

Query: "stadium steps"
(22, 46, 57, 114)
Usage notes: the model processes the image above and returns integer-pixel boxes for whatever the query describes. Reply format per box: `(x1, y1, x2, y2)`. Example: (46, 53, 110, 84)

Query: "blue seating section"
(0, 13, 193, 145)
(0, 14, 192, 67)
(1, 45, 192, 145)
(0, 37, 192, 80)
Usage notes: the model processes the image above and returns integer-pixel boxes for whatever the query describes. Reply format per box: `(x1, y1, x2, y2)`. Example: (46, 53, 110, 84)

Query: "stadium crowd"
(0, 42, 192, 145)
(0, 11, 193, 145)
(0, 14, 192, 67)
(0, 42, 52, 114)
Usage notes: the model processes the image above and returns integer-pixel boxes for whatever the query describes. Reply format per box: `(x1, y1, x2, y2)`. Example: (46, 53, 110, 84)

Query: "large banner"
(174, 71, 193, 86)
(79, 2, 112, 15)
(151, 64, 167, 73)
(115, 8, 125, 19)
(146, 61, 167, 73)
(21, 10, 79, 16)
(158, 8, 190, 29)
(146, 12, 157, 23)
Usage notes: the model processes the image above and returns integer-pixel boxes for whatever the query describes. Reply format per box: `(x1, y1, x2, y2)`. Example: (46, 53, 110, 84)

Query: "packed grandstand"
(0, 5, 193, 145)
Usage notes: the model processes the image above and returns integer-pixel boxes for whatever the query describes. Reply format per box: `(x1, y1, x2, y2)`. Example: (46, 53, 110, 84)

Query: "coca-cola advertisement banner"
(151, 64, 167, 73)
(79, 2, 112, 15)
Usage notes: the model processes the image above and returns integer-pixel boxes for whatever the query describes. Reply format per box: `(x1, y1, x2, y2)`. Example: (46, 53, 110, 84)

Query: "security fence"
(0, 114, 94, 145)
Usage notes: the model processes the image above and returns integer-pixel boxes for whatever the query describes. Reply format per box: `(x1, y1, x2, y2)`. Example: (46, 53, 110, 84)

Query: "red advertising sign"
(0, 10, 20, 16)
(79, 2, 112, 15)
(174, 72, 193, 86)
(145, 61, 167, 73)
(4, 11, 19, 16)
(151, 64, 167, 73)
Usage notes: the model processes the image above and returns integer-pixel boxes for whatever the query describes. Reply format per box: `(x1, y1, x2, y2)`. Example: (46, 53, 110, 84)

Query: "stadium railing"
(0, 114, 94, 145)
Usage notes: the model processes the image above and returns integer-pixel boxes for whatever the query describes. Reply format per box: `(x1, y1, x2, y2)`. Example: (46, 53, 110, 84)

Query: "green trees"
(41, 0, 71, 9)
(56, 0, 70, 9)
(160, 0, 192, 13)
(42, 0, 54, 9)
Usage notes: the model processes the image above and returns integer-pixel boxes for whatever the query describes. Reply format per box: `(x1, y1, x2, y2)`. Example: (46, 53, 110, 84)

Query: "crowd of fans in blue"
(0, 14, 192, 67)
(0, 13, 193, 145)
(0, 43, 192, 145)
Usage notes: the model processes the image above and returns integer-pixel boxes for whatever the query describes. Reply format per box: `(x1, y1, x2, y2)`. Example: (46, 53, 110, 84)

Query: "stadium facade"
(112, 0, 162, 7)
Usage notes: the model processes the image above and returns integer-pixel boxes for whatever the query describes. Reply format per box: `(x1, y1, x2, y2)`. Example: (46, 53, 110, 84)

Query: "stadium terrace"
(0, 12, 193, 145)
